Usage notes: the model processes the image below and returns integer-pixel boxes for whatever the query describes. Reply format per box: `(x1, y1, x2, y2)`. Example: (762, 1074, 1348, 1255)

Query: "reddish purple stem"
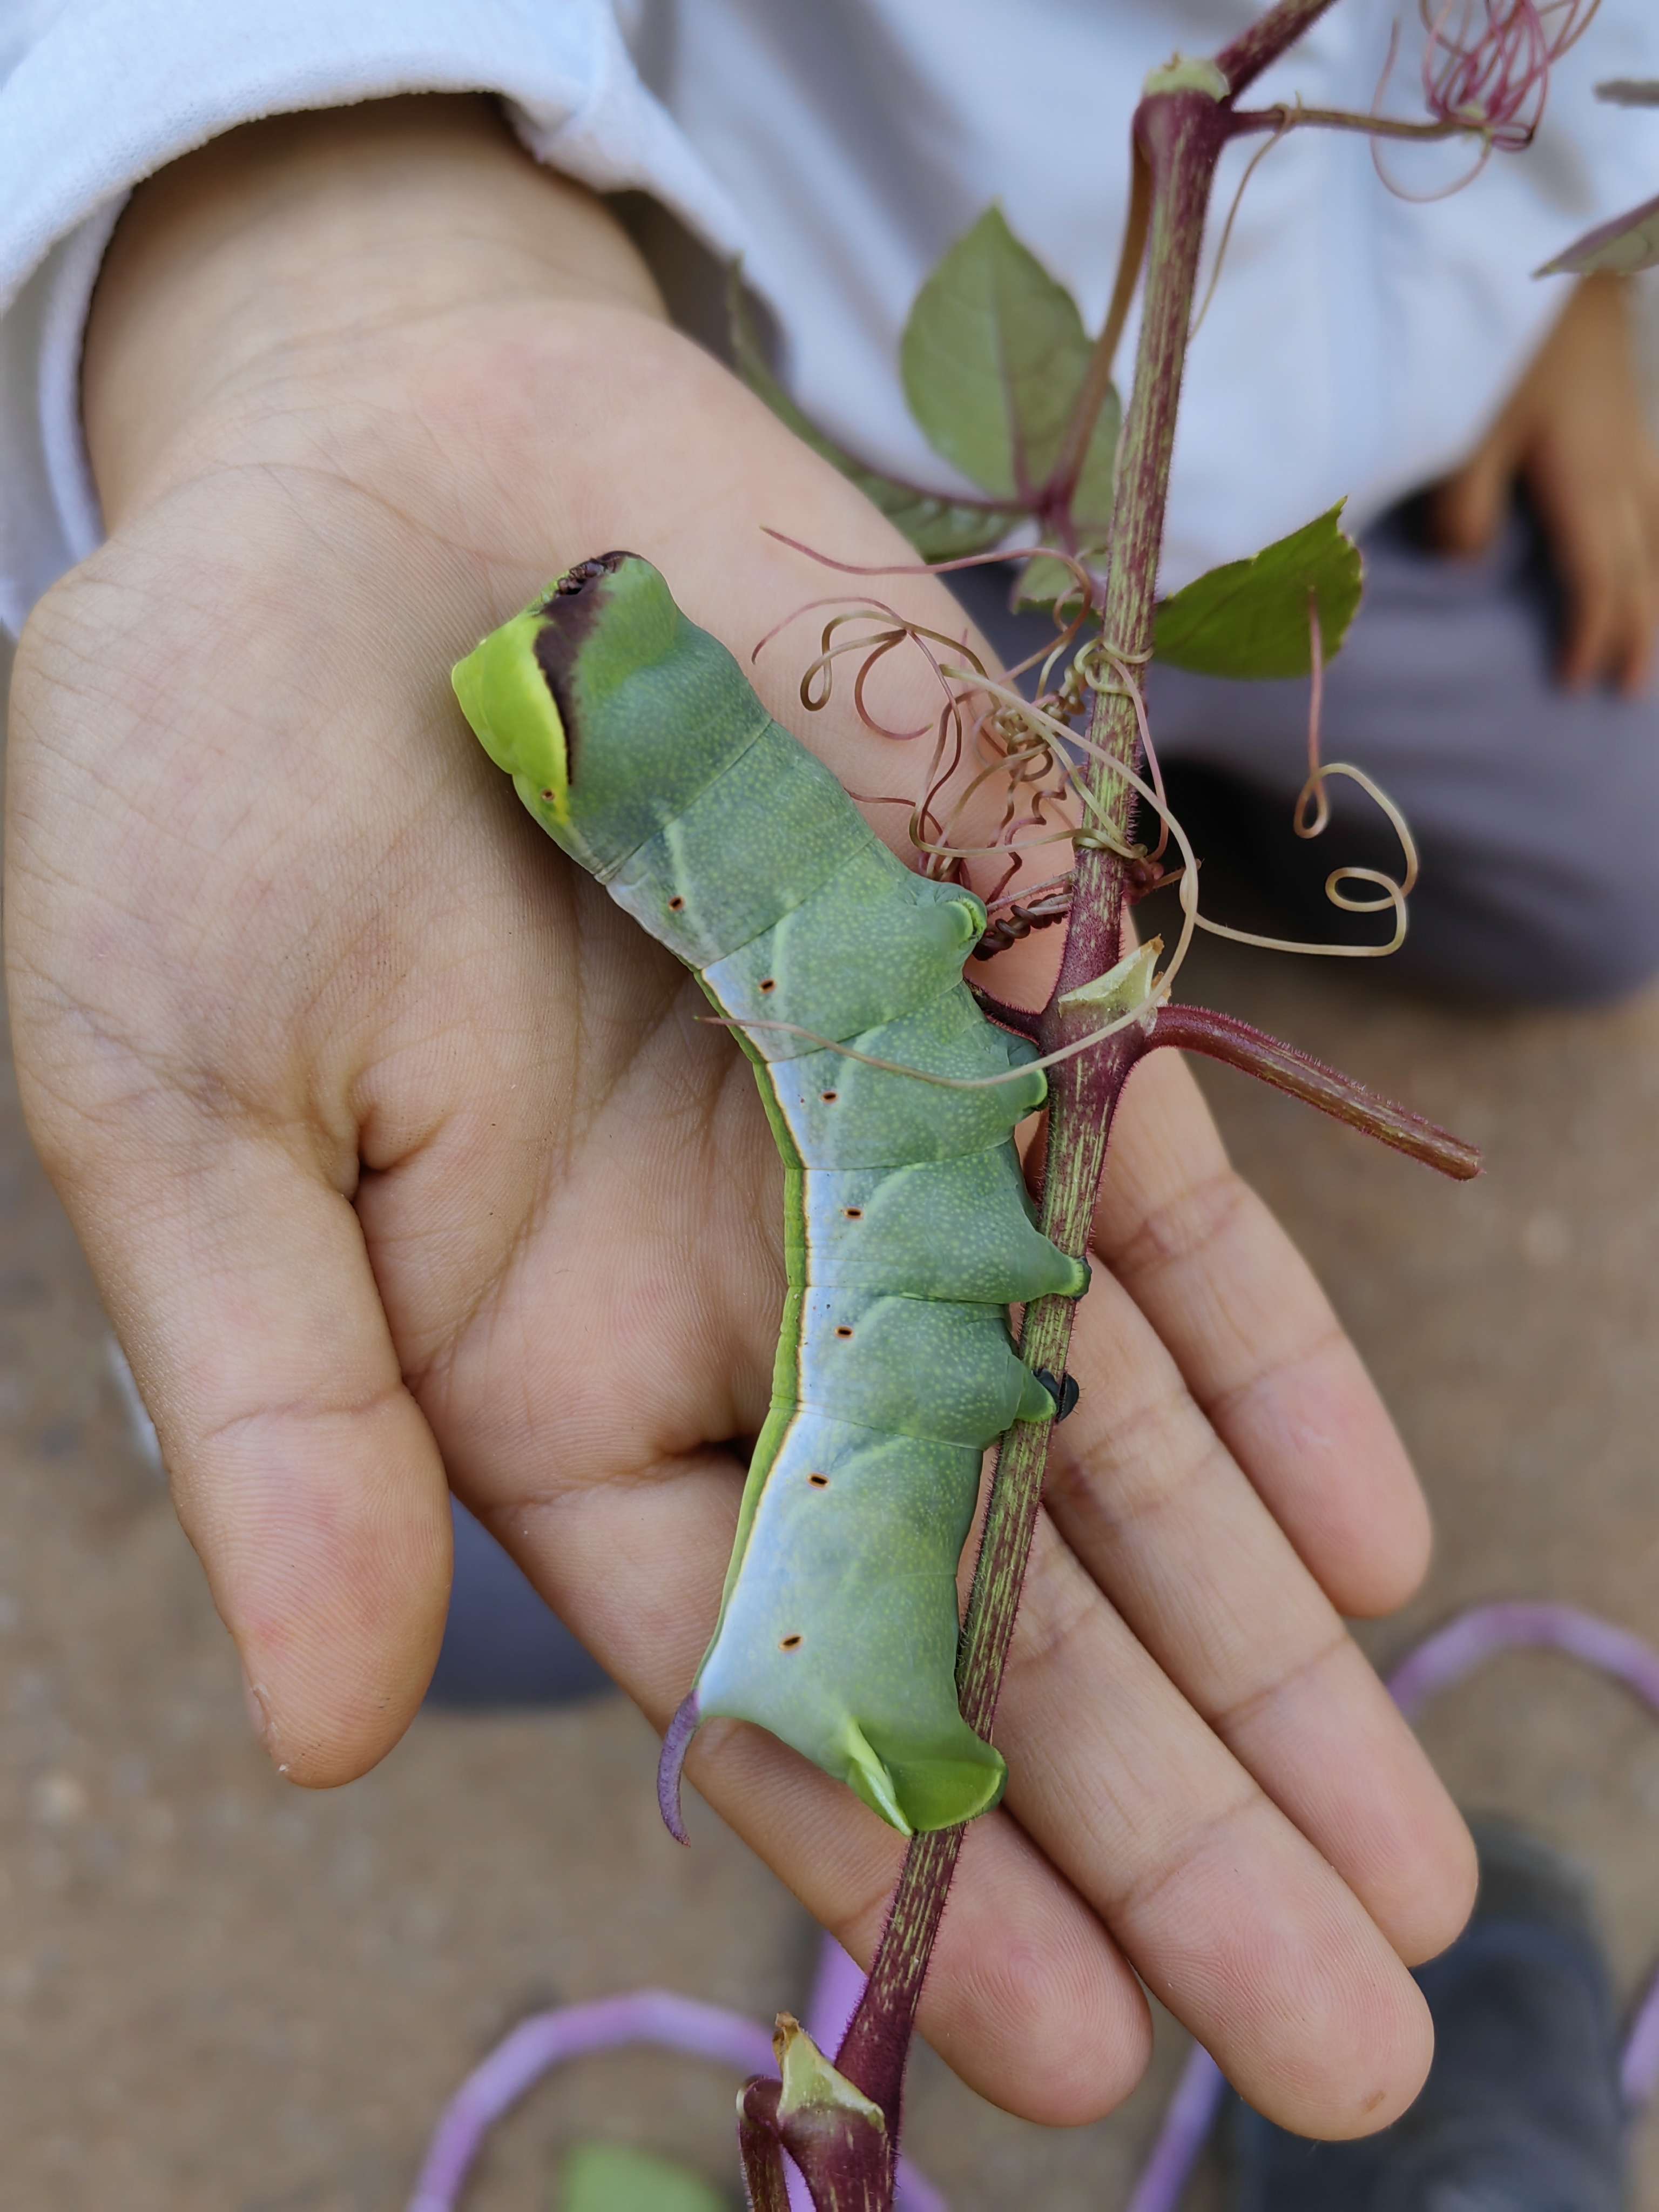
(1147, 1004, 1482, 1180)
(404, 1983, 942, 2212)
(406, 1992, 777, 2211)
(408, 1605, 1658, 2211)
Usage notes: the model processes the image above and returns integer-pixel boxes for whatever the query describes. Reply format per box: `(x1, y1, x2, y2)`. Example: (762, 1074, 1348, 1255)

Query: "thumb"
(35, 1096, 453, 1786)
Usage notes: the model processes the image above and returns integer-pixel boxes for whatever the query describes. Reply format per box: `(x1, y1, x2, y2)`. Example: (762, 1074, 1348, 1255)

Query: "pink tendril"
(752, 535, 1097, 895)
(1421, 0, 1600, 148)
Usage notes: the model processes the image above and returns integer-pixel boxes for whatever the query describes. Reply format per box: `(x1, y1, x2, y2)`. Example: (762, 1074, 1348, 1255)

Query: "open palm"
(8, 288, 1472, 2136)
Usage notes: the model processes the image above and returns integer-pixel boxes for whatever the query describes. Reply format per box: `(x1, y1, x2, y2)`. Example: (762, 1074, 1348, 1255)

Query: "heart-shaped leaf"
(729, 268, 1021, 559)
(900, 207, 1119, 527)
(1152, 505, 1363, 678)
(561, 2141, 729, 2212)
(1535, 190, 1659, 277)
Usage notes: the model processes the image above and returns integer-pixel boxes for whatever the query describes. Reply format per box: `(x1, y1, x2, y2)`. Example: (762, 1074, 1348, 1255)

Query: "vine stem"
(1148, 1005, 1481, 1179)
(822, 1, 1381, 2194)
(738, 2079, 795, 2211)
(832, 64, 1250, 2162)
(1232, 103, 1474, 138)
(1213, 0, 1344, 95)
(1041, 142, 1151, 518)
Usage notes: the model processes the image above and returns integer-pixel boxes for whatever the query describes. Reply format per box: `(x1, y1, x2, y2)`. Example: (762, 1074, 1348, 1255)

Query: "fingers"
(466, 1421, 1449, 2136)
(1428, 442, 1510, 558)
(1044, 1258, 1475, 1968)
(1521, 431, 1659, 694)
(994, 1516, 1438, 2135)
(494, 1446, 1155, 2127)
(28, 1094, 453, 1785)
(1539, 471, 1653, 693)
(1089, 1049, 1432, 1617)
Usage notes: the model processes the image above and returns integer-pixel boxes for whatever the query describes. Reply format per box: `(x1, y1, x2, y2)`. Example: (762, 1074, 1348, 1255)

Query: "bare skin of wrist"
(84, 94, 665, 522)
(11, 95, 1478, 2140)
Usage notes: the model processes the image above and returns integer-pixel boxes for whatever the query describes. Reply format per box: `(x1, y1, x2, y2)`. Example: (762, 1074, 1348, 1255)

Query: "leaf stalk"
(737, 2078, 795, 2212)
(1147, 1004, 1481, 1178)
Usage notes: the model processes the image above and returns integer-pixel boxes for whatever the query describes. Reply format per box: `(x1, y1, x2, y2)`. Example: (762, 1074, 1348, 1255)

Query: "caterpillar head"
(452, 551, 678, 827)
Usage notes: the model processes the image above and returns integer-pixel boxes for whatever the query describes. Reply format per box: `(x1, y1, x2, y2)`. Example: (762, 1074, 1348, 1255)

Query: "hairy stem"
(1232, 104, 1473, 139)
(831, 72, 1231, 2153)
(966, 982, 1046, 1041)
(1149, 1004, 1482, 1178)
(1214, 0, 1343, 95)
(819, 0, 1433, 2194)
(1043, 139, 1152, 517)
(738, 2079, 794, 2212)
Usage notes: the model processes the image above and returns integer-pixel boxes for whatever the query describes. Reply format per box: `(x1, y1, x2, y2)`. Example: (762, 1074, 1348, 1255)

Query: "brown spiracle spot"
(843, 1208, 863, 1220)
(779, 1634, 803, 1650)
(834, 1326, 854, 1340)
(807, 1473, 830, 1488)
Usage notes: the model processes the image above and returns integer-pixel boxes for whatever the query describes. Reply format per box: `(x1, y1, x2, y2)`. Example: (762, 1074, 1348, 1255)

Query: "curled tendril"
(742, 536, 1418, 1095)
(1421, 0, 1600, 146)
(1190, 111, 1293, 340)
(1366, 0, 1601, 201)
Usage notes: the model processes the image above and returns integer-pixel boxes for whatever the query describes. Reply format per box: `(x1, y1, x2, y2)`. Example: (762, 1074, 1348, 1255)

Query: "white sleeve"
(0, 0, 746, 637)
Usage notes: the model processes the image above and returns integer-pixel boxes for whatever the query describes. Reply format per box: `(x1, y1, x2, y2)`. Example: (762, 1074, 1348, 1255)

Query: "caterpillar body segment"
(454, 553, 1088, 1835)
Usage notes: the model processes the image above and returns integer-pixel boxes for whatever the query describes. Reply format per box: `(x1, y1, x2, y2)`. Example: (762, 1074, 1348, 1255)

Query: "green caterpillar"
(453, 554, 1087, 1838)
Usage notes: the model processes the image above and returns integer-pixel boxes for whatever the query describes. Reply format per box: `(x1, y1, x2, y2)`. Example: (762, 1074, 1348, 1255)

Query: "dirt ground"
(2, 634, 1656, 2212)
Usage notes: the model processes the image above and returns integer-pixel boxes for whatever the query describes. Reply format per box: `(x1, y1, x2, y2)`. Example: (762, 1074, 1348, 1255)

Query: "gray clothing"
(950, 504, 1659, 1008)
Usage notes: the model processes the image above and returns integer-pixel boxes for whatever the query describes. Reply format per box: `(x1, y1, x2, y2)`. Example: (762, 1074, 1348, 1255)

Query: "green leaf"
(561, 2141, 729, 2212)
(1010, 543, 1108, 613)
(900, 207, 1119, 525)
(1535, 190, 1659, 278)
(1152, 505, 1363, 679)
(727, 267, 1021, 560)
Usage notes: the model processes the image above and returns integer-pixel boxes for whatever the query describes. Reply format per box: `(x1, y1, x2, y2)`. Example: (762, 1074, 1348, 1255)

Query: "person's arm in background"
(1431, 272, 1659, 693)
(7, 95, 1476, 2138)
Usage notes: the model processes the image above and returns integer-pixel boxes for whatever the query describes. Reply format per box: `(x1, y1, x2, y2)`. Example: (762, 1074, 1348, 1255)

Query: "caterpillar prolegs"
(453, 554, 1087, 1837)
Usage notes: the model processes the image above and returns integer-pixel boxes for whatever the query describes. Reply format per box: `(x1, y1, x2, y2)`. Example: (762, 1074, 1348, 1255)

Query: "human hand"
(1430, 273, 1659, 692)
(7, 98, 1473, 2139)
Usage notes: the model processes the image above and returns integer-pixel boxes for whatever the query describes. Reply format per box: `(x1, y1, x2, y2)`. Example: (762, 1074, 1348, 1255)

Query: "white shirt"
(2, 0, 1656, 636)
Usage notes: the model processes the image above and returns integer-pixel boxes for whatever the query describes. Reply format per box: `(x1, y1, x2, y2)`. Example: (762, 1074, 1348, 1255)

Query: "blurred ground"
(2, 617, 1657, 2212)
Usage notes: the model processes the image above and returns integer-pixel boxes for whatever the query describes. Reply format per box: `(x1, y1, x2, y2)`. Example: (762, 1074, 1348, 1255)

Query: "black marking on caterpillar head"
(540, 550, 631, 606)
(531, 551, 639, 775)
(1036, 1367, 1080, 1421)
